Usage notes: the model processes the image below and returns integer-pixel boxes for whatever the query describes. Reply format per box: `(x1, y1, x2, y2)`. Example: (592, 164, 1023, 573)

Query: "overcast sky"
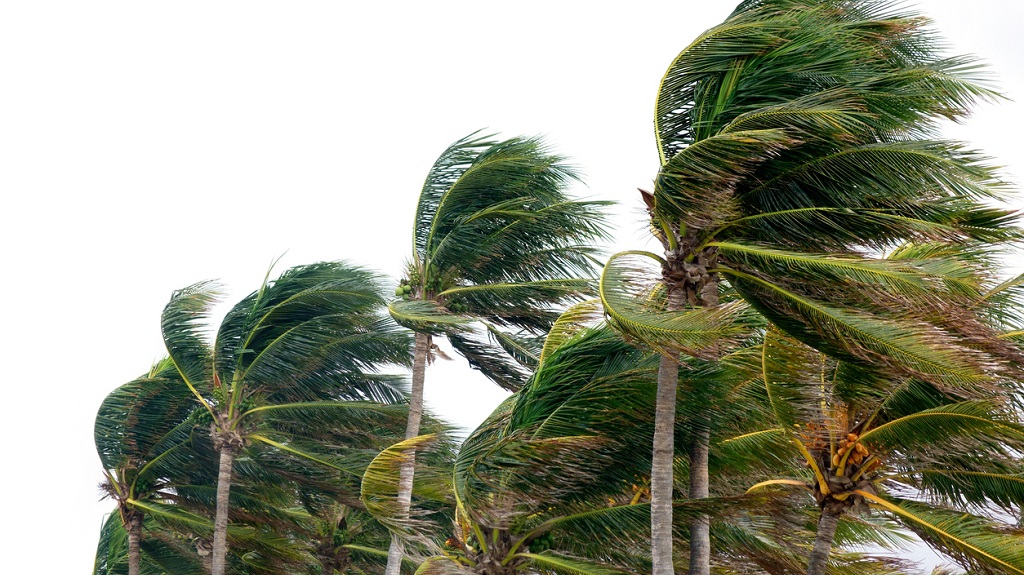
(1, 1, 1020, 572)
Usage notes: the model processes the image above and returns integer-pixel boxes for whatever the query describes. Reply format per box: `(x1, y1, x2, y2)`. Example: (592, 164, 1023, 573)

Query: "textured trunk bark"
(651, 353, 679, 575)
(688, 424, 711, 575)
(211, 445, 236, 575)
(807, 508, 842, 575)
(383, 331, 430, 575)
(126, 513, 142, 575)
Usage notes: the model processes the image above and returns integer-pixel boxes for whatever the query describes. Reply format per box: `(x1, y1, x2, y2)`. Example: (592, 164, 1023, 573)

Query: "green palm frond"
(539, 299, 603, 365)
(653, 129, 795, 231)
(720, 88, 873, 136)
(413, 131, 497, 264)
(388, 299, 474, 335)
(712, 242, 958, 297)
(858, 402, 1024, 459)
(975, 272, 1024, 330)
(518, 552, 628, 575)
(161, 281, 220, 404)
(127, 498, 214, 534)
(95, 367, 199, 473)
(530, 503, 651, 560)
(439, 279, 594, 330)
(912, 470, 1024, 513)
(482, 323, 541, 370)
(220, 262, 407, 390)
(724, 205, 1020, 252)
(600, 251, 752, 357)
(361, 434, 449, 540)
(857, 491, 1024, 575)
(446, 330, 533, 391)
(727, 269, 989, 385)
(416, 135, 581, 265)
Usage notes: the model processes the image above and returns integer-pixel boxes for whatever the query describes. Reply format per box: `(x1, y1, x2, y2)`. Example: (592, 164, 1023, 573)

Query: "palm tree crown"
(390, 131, 610, 390)
(161, 261, 413, 575)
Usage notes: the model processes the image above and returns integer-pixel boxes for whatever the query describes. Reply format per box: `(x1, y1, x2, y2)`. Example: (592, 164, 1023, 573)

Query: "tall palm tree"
(600, 2, 1021, 573)
(383, 132, 610, 575)
(160, 261, 412, 575)
(95, 358, 207, 575)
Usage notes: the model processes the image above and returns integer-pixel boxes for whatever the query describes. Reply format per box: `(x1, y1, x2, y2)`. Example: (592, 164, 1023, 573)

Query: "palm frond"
(446, 330, 531, 391)
(857, 491, 1024, 575)
(600, 250, 752, 358)
(361, 434, 449, 540)
(518, 552, 628, 575)
(859, 401, 1024, 460)
(653, 129, 795, 232)
(160, 281, 219, 402)
(539, 299, 604, 365)
(388, 299, 474, 335)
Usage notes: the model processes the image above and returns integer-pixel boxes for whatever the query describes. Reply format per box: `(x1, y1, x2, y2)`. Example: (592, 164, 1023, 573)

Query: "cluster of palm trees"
(94, 1, 1024, 574)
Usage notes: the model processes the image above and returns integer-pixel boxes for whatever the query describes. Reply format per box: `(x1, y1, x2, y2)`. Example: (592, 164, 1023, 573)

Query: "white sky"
(1, 1, 1020, 572)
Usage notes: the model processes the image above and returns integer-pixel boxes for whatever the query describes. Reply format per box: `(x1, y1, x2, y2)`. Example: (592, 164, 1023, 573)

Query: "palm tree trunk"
(211, 444, 236, 575)
(688, 424, 711, 575)
(651, 353, 679, 575)
(807, 508, 842, 575)
(126, 512, 142, 575)
(384, 331, 430, 575)
(688, 274, 718, 575)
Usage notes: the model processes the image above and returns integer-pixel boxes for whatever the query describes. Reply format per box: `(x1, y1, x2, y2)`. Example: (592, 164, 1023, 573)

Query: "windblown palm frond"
(599, 251, 754, 358)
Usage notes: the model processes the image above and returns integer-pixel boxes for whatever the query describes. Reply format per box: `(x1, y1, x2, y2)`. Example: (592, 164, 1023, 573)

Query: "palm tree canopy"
(161, 261, 411, 414)
(95, 358, 201, 485)
(604, 0, 1023, 385)
(389, 132, 611, 390)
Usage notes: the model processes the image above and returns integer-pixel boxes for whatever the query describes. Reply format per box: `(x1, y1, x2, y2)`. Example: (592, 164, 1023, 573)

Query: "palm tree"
(160, 261, 413, 575)
(600, 2, 1021, 573)
(741, 324, 1024, 575)
(383, 132, 610, 575)
(95, 358, 207, 575)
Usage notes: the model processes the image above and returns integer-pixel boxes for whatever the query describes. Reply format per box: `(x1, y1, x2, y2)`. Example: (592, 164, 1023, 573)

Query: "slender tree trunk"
(688, 424, 711, 575)
(651, 353, 679, 575)
(384, 331, 430, 575)
(126, 512, 142, 575)
(807, 508, 842, 575)
(687, 272, 718, 575)
(211, 444, 236, 575)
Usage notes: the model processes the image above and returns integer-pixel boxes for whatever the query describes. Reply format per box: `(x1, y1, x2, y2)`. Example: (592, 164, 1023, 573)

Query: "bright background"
(0, 1, 1019, 571)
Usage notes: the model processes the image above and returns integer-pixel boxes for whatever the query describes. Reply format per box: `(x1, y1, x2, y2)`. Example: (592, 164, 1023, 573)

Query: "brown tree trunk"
(651, 353, 679, 575)
(126, 512, 142, 575)
(211, 444, 236, 575)
(384, 331, 430, 575)
(807, 507, 842, 575)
